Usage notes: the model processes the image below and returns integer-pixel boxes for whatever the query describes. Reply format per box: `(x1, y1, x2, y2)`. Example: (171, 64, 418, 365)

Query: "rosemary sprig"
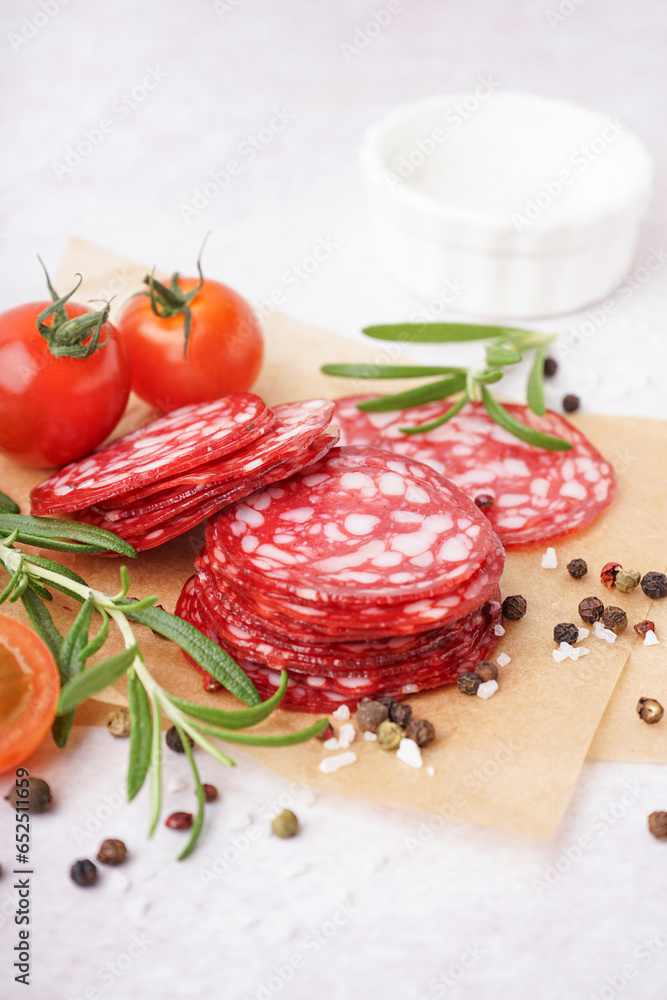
(0, 509, 327, 857)
(322, 322, 572, 451)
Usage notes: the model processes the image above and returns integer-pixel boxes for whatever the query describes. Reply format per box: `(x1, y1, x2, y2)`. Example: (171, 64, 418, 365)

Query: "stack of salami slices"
(176, 445, 505, 712)
(30, 395, 339, 551)
(334, 397, 616, 547)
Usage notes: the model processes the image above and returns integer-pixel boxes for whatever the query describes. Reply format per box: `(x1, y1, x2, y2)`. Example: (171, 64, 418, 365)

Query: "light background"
(1, 1, 666, 998)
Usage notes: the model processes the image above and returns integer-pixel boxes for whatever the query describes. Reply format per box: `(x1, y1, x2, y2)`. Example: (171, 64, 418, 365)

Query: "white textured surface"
(1, 1, 667, 998)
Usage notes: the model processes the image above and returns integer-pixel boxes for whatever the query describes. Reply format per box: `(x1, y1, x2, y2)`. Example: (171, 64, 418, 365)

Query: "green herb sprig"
(322, 323, 571, 451)
(0, 511, 327, 859)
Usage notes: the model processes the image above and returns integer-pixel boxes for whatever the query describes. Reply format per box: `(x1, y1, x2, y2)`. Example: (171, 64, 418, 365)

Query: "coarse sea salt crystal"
(553, 645, 570, 662)
(332, 705, 350, 720)
(541, 547, 558, 569)
(577, 627, 590, 641)
(167, 777, 187, 793)
(426, 766, 435, 776)
(323, 737, 340, 751)
(364, 731, 378, 741)
(477, 679, 499, 699)
(396, 738, 423, 769)
(337, 723, 356, 749)
(644, 630, 660, 646)
(494, 624, 506, 636)
(595, 626, 617, 643)
(318, 751, 357, 774)
(497, 652, 511, 667)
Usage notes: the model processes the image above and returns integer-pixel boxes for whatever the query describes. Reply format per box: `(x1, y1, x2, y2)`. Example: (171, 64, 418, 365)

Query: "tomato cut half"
(0, 614, 60, 773)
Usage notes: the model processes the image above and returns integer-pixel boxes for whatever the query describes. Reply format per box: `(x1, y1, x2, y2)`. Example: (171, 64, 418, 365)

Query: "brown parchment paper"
(1, 237, 664, 841)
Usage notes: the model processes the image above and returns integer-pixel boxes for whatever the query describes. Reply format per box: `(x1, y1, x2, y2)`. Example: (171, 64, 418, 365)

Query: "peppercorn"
(641, 572, 667, 600)
(554, 622, 579, 645)
(70, 859, 97, 887)
(271, 809, 299, 838)
(601, 606, 628, 635)
(567, 558, 588, 579)
(4, 777, 52, 813)
(457, 672, 481, 695)
(405, 719, 435, 747)
(474, 494, 495, 510)
(562, 394, 580, 413)
(96, 839, 128, 866)
(390, 702, 412, 728)
(376, 696, 397, 712)
(355, 699, 389, 733)
(600, 562, 621, 589)
(316, 722, 335, 742)
(165, 811, 193, 830)
(165, 726, 194, 754)
(203, 674, 223, 693)
(634, 620, 656, 637)
(578, 596, 604, 624)
(614, 568, 641, 593)
(475, 661, 498, 683)
(203, 783, 218, 803)
(637, 698, 664, 724)
(106, 707, 131, 738)
(502, 595, 527, 621)
(543, 356, 558, 378)
(648, 811, 667, 840)
(376, 720, 404, 750)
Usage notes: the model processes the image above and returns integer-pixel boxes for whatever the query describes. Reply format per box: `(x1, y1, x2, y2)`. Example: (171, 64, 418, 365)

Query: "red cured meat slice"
(94, 428, 340, 552)
(94, 399, 336, 516)
(30, 394, 274, 515)
(210, 445, 496, 608)
(334, 397, 616, 547)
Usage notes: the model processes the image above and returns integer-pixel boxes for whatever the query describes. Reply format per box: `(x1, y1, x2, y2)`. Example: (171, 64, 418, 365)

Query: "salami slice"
(210, 446, 496, 608)
(30, 394, 274, 515)
(334, 397, 616, 547)
(94, 399, 335, 516)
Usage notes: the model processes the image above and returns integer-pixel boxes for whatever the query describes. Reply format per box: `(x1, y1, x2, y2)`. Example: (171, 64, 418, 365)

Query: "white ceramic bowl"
(360, 92, 653, 318)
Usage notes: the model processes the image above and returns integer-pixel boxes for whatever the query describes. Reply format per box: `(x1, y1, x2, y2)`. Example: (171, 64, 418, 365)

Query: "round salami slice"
(94, 398, 335, 516)
(334, 397, 616, 547)
(210, 446, 496, 608)
(30, 393, 274, 515)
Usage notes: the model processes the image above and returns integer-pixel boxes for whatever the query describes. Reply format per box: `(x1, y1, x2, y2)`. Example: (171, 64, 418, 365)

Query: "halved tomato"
(0, 614, 60, 773)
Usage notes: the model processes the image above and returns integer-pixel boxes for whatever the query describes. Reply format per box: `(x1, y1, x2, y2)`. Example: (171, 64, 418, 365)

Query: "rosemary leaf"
(148, 689, 162, 837)
(165, 671, 288, 730)
(399, 391, 469, 434)
(0, 513, 137, 558)
(481, 386, 572, 451)
(20, 587, 63, 661)
(53, 596, 95, 747)
(321, 363, 467, 379)
(356, 374, 467, 412)
(485, 344, 522, 367)
(526, 344, 547, 416)
(126, 667, 153, 801)
(175, 722, 205, 861)
(0, 490, 19, 514)
(362, 323, 517, 343)
(58, 645, 138, 716)
(192, 717, 330, 747)
(80, 609, 110, 659)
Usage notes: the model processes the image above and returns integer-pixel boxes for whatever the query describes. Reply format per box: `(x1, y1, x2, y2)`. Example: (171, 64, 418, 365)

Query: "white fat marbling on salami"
(31, 394, 274, 514)
(334, 397, 616, 547)
(212, 446, 495, 606)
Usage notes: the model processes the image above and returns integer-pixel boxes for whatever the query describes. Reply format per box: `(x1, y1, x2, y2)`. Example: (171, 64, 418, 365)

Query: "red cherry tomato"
(0, 298, 131, 469)
(118, 276, 263, 412)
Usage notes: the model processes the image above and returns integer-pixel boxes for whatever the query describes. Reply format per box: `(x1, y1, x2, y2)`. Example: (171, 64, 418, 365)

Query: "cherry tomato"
(0, 294, 131, 469)
(0, 613, 61, 774)
(118, 275, 263, 412)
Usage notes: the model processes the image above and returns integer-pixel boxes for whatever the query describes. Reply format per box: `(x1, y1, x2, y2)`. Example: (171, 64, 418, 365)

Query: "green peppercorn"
(458, 672, 481, 695)
(566, 558, 588, 579)
(637, 698, 664, 724)
(648, 811, 667, 840)
(615, 569, 641, 593)
(475, 661, 498, 683)
(578, 596, 604, 624)
(601, 606, 628, 635)
(271, 809, 299, 838)
(355, 700, 389, 733)
(106, 707, 131, 738)
(376, 720, 404, 750)
(554, 622, 579, 645)
(405, 719, 435, 747)
(502, 595, 527, 621)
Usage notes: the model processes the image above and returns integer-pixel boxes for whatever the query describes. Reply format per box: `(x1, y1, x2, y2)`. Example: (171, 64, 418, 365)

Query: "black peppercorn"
(601, 606, 628, 635)
(502, 595, 527, 620)
(567, 558, 588, 579)
(405, 719, 435, 747)
(390, 702, 412, 728)
(641, 572, 667, 600)
(637, 698, 664, 724)
(648, 811, 667, 840)
(458, 672, 481, 695)
(543, 356, 558, 378)
(355, 700, 389, 733)
(634, 620, 656, 637)
(166, 812, 193, 830)
(475, 661, 498, 683)
(376, 696, 398, 712)
(578, 596, 604, 624)
(554, 622, 579, 645)
(474, 494, 495, 510)
(70, 859, 97, 887)
(203, 784, 218, 803)
(165, 727, 194, 754)
(562, 394, 580, 413)
(96, 839, 128, 866)
(4, 777, 52, 813)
